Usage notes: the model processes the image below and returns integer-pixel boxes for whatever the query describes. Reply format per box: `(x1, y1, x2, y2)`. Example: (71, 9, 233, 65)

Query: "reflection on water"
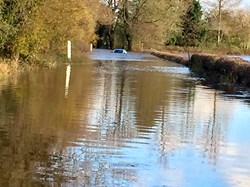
(65, 65, 71, 98)
(0, 52, 250, 187)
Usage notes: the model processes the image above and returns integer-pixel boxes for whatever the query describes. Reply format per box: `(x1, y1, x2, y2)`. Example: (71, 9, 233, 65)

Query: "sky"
(242, 0, 250, 7)
(200, 0, 250, 10)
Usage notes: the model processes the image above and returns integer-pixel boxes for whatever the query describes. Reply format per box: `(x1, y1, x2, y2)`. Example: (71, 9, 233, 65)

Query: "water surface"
(239, 55, 250, 62)
(0, 50, 250, 187)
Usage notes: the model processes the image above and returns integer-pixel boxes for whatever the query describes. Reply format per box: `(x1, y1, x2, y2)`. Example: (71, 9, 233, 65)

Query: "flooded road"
(0, 49, 250, 187)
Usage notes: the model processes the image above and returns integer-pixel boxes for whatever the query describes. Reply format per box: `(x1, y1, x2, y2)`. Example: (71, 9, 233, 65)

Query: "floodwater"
(0, 49, 250, 187)
(239, 55, 250, 62)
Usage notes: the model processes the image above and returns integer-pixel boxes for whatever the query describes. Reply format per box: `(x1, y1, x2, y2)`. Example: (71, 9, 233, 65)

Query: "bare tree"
(120, 0, 190, 50)
(202, 0, 242, 45)
(97, 0, 190, 50)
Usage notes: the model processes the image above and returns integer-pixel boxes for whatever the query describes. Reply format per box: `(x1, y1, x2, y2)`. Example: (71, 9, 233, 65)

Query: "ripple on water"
(0, 50, 250, 187)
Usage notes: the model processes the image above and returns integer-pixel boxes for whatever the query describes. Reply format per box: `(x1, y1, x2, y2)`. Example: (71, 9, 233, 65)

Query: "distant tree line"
(97, 0, 250, 53)
(0, 0, 249, 63)
(97, 0, 189, 51)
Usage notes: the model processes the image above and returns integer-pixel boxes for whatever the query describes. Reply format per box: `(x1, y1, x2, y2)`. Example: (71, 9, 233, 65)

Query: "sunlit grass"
(0, 54, 59, 81)
(0, 59, 19, 79)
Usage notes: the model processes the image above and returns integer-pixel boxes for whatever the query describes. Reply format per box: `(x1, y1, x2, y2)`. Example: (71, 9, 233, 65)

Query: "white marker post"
(90, 43, 93, 52)
(67, 40, 72, 61)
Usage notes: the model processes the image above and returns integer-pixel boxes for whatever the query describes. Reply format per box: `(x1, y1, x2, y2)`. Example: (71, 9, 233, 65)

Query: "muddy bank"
(152, 51, 250, 88)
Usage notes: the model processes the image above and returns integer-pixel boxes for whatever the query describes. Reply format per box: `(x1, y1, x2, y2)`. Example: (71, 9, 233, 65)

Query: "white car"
(112, 49, 128, 54)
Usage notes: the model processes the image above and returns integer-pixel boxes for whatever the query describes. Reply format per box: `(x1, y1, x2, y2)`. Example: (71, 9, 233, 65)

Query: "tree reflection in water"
(0, 57, 249, 187)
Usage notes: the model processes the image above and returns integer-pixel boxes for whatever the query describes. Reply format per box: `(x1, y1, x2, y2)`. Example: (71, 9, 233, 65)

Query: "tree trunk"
(125, 32, 132, 51)
(217, 0, 222, 45)
(109, 27, 115, 49)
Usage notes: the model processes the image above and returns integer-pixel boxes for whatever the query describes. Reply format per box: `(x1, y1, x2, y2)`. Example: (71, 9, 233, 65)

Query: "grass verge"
(151, 50, 250, 88)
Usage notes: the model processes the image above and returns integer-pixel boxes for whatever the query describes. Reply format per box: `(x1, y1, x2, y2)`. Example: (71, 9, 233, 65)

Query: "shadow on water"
(199, 78, 250, 106)
(0, 50, 249, 186)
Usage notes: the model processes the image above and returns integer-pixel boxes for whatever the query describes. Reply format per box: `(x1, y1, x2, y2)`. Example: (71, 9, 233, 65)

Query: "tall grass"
(0, 54, 58, 81)
(0, 59, 19, 79)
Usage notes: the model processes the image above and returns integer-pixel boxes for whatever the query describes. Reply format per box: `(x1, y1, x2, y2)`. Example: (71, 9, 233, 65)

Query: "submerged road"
(0, 49, 249, 187)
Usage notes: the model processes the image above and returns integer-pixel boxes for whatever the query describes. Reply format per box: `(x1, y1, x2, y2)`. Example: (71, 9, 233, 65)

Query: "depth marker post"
(67, 40, 72, 61)
(90, 43, 93, 52)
